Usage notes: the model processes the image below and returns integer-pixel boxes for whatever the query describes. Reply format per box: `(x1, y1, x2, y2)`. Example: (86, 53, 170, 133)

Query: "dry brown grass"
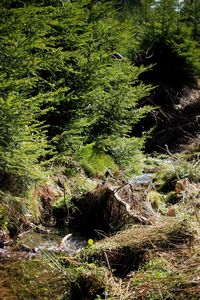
(84, 218, 195, 278)
(94, 218, 194, 252)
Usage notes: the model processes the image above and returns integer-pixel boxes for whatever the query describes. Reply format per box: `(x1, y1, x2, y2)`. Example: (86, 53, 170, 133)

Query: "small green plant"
(141, 257, 173, 274)
(147, 191, 164, 209)
(88, 239, 94, 246)
(76, 143, 118, 178)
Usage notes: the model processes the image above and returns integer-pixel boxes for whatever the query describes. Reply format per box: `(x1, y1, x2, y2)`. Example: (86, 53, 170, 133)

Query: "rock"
(34, 226, 50, 234)
(0, 229, 7, 248)
(59, 233, 73, 250)
(15, 243, 37, 253)
(17, 244, 33, 252)
(167, 208, 176, 217)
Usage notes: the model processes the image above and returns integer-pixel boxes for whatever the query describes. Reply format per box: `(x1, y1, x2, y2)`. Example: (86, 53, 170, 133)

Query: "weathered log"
(68, 183, 159, 236)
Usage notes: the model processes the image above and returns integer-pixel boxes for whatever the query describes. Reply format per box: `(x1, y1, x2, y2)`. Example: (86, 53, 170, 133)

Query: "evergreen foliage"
(0, 0, 154, 184)
(0, 0, 199, 191)
(0, 4, 52, 190)
(121, 0, 200, 80)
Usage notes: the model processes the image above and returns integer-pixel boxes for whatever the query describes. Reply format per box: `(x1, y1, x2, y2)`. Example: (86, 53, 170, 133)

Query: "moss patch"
(76, 143, 119, 178)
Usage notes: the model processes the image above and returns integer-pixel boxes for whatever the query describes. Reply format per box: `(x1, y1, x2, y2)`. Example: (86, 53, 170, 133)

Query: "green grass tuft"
(76, 143, 119, 177)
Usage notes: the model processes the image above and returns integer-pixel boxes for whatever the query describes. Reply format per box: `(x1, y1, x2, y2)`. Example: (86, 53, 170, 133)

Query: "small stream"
(0, 227, 86, 299)
(19, 227, 85, 255)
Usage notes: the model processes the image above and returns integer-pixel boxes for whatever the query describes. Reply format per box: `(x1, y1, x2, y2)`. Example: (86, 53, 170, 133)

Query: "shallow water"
(0, 227, 85, 299)
(18, 228, 73, 253)
(0, 259, 69, 299)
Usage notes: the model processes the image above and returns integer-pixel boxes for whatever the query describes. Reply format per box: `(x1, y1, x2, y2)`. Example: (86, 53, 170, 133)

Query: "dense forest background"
(1, 2, 200, 299)
(0, 0, 200, 191)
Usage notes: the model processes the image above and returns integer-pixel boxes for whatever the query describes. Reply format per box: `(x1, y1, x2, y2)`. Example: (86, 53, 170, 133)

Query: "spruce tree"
(0, 0, 153, 179)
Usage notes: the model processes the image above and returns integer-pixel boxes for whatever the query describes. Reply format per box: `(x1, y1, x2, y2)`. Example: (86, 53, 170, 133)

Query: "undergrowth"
(76, 143, 119, 178)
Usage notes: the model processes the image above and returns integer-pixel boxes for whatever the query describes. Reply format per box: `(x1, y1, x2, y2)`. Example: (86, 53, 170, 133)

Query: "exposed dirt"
(135, 86, 200, 152)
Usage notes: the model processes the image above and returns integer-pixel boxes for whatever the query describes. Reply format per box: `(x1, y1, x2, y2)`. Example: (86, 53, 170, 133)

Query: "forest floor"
(0, 136, 200, 299)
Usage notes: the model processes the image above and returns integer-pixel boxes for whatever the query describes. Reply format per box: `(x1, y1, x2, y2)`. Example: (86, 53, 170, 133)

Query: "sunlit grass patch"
(76, 143, 119, 177)
(127, 247, 200, 299)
